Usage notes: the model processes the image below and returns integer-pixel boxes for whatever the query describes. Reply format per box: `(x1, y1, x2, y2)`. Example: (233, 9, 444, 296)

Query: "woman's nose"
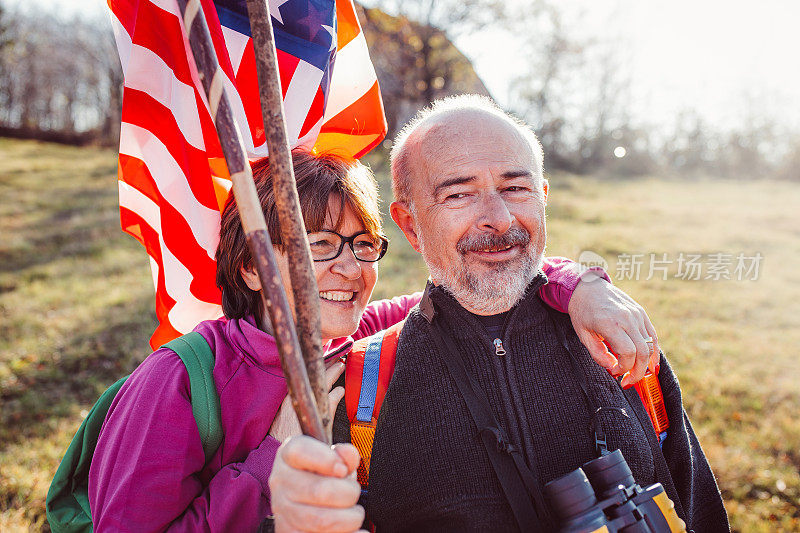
(330, 246, 362, 280)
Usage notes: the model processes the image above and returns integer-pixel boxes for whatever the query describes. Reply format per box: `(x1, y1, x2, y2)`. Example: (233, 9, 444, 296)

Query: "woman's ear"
(240, 265, 262, 291)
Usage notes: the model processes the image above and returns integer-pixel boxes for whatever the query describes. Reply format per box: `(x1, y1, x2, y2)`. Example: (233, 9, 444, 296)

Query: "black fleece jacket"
(365, 275, 729, 532)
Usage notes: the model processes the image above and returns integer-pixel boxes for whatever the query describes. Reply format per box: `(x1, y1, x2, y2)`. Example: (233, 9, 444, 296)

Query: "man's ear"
(389, 201, 422, 253)
(240, 265, 261, 291)
(542, 179, 549, 204)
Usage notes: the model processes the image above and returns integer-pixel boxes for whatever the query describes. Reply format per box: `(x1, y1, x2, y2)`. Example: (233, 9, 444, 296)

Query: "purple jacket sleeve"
(353, 292, 424, 340)
(88, 349, 279, 532)
(539, 256, 611, 313)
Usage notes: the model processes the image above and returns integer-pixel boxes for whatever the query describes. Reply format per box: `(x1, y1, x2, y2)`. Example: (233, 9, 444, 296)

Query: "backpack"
(344, 320, 404, 486)
(46, 332, 222, 533)
(343, 320, 669, 489)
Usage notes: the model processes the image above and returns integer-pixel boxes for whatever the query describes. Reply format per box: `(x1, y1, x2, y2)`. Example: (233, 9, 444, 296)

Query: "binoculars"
(543, 449, 686, 533)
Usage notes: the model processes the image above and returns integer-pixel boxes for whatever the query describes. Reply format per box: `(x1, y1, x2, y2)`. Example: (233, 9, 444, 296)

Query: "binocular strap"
(547, 308, 687, 521)
(548, 308, 618, 457)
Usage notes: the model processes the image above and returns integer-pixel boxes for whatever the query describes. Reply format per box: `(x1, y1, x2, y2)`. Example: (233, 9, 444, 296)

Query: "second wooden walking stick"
(176, 0, 327, 442)
(245, 0, 330, 438)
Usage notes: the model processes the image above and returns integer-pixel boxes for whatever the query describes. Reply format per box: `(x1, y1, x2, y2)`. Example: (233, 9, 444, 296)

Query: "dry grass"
(542, 175, 800, 531)
(1, 139, 798, 531)
(0, 139, 155, 531)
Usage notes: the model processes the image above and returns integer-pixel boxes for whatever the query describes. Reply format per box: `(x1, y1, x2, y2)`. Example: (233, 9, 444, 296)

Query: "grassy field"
(1, 138, 799, 531)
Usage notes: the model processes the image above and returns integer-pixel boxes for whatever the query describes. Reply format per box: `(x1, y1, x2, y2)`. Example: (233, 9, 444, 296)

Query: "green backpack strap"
(46, 332, 221, 533)
(163, 331, 222, 464)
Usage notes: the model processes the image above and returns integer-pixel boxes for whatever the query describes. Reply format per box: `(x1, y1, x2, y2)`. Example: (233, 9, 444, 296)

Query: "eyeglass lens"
(307, 231, 384, 262)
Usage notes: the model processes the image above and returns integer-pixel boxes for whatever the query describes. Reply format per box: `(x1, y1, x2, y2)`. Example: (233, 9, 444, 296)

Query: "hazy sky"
(7, 0, 800, 132)
(461, 0, 800, 132)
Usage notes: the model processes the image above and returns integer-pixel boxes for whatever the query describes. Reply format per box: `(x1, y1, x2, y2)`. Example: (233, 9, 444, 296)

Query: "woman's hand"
(269, 436, 365, 533)
(568, 279, 660, 387)
(269, 361, 346, 442)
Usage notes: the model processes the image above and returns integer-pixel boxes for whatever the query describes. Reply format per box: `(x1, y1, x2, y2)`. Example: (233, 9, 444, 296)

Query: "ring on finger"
(643, 336, 656, 354)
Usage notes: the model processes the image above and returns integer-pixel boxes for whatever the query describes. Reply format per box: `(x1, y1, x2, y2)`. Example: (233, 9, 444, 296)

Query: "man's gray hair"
(389, 94, 545, 205)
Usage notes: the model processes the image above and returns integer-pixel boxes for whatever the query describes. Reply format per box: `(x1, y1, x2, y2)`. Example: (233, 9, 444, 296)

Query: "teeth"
(320, 291, 354, 302)
(480, 245, 513, 253)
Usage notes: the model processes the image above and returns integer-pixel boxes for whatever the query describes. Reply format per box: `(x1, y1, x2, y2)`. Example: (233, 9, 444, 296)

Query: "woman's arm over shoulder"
(88, 348, 280, 532)
(539, 256, 611, 313)
(353, 256, 611, 337)
(354, 292, 423, 340)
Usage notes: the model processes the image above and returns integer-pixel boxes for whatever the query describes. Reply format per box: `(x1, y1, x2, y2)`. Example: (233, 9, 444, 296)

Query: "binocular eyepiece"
(543, 450, 686, 533)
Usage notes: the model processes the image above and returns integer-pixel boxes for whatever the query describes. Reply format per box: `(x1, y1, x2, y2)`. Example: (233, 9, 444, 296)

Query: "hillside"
(1, 138, 799, 531)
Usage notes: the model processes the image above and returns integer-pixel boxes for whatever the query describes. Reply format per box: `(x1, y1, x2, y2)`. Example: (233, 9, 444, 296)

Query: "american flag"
(108, 0, 387, 348)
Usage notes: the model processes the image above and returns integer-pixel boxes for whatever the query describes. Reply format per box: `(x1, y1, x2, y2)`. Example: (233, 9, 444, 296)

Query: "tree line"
(0, 5, 121, 145)
(0, 2, 797, 180)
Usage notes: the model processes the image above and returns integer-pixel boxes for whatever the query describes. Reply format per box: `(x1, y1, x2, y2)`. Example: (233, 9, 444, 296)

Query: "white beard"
(419, 228, 544, 315)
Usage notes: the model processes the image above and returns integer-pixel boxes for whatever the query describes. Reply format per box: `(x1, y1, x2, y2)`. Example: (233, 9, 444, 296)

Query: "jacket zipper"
(491, 308, 515, 357)
(493, 338, 506, 356)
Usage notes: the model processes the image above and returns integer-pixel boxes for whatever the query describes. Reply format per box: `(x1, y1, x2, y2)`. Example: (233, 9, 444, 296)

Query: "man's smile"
(468, 243, 522, 262)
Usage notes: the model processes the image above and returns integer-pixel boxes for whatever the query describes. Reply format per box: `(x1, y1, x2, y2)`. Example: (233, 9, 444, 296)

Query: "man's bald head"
(390, 94, 544, 208)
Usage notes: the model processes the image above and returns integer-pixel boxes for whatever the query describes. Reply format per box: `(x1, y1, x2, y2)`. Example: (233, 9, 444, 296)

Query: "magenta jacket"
(88, 257, 591, 532)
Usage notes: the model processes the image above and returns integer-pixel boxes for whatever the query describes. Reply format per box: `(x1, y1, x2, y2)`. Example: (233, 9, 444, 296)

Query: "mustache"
(456, 227, 531, 254)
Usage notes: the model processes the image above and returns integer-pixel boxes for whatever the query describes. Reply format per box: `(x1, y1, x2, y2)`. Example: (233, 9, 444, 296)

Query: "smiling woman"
(217, 151, 385, 340)
(86, 150, 422, 531)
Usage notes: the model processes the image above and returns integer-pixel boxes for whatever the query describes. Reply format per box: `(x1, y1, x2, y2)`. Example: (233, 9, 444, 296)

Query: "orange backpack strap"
(345, 320, 404, 487)
(632, 369, 669, 446)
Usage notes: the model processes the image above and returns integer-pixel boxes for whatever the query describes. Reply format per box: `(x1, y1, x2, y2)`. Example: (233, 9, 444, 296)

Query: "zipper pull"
(493, 338, 506, 356)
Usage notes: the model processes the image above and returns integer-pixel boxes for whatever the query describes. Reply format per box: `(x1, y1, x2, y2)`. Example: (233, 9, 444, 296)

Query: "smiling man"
(391, 105, 548, 317)
(267, 96, 729, 532)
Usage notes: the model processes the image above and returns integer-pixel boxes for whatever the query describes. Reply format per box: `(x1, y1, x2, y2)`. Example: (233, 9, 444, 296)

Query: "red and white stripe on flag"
(108, 0, 387, 348)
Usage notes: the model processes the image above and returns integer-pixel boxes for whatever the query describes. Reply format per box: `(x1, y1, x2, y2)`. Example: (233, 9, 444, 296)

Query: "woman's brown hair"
(215, 150, 382, 320)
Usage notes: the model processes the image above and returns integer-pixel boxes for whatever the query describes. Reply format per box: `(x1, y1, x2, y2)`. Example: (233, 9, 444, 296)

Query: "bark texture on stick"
(176, 0, 327, 443)
(245, 0, 330, 439)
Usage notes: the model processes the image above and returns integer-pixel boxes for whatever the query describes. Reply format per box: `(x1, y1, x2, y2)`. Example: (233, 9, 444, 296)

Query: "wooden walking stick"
(244, 0, 330, 439)
(175, 0, 327, 443)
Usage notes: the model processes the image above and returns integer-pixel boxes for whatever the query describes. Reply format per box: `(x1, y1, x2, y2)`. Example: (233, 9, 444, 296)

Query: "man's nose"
(477, 193, 514, 234)
(330, 246, 362, 280)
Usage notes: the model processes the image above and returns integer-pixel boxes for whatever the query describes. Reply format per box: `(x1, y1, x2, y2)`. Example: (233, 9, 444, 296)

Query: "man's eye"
(445, 192, 469, 200)
(504, 186, 529, 193)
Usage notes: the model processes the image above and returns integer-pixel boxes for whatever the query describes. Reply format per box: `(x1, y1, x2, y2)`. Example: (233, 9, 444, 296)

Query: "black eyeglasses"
(306, 230, 389, 262)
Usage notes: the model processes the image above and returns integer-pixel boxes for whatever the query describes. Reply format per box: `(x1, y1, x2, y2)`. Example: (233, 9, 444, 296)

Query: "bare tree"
(507, 2, 586, 169)
(508, 2, 642, 174)
(775, 136, 800, 181)
(73, 15, 124, 144)
(0, 8, 121, 144)
(573, 46, 635, 173)
(0, 5, 10, 51)
(359, 0, 500, 134)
